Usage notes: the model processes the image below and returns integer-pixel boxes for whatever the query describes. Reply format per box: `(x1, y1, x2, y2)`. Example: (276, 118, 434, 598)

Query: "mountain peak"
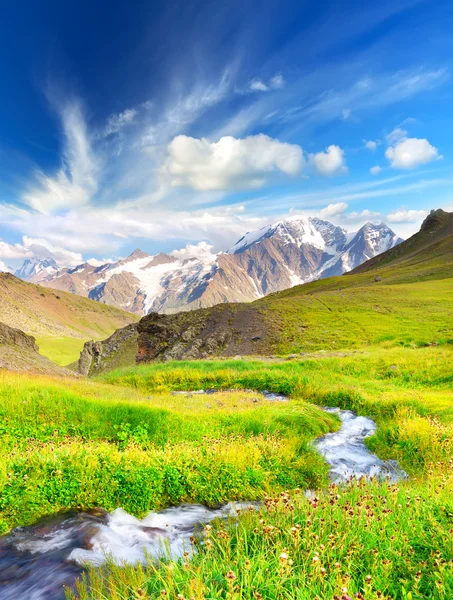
(128, 249, 150, 260)
(143, 253, 178, 269)
(228, 215, 347, 254)
(15, 257, 59, 282)
(420, 209, 453, 235)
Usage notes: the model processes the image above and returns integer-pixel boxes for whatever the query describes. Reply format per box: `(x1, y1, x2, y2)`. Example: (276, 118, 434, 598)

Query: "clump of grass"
(67, 476, 453, 600)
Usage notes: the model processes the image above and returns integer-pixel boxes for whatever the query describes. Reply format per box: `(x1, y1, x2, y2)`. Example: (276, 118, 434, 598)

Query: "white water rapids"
(0, 403, 406, 600)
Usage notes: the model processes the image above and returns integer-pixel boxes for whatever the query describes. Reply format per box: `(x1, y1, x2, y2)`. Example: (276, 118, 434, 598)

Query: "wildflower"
(226, 571, 236, 580)
(279, 552, 289, 562)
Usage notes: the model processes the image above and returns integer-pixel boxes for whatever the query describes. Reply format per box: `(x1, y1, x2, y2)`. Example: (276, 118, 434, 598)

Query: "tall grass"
(68, 478, 453, 600)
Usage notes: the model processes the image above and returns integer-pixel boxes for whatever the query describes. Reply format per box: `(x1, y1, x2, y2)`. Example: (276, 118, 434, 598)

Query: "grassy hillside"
(258, 277, 453, 354)
(132, 211, 453, 363)
(0, 322, 75, 376)
(0, 273, 138, 365)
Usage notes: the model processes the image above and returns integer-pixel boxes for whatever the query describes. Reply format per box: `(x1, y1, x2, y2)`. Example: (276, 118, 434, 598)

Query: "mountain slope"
(348, 209, 453, 277)
(0, 273, 138, 365)
(21, 216, 402, 315)
(0, 322, 74, 375)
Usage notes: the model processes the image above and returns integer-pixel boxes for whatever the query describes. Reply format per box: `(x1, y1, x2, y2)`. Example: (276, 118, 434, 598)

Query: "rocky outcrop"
(0, 321, 74, 376)
(0, 322, 39, 353)
(137, 305, 270, 362)
(78, 322, 139, 375)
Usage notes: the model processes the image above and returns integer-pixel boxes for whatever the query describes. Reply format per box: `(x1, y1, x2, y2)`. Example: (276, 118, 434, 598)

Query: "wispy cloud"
(101, 108, 138, 138)
(22, 100, 100, 214)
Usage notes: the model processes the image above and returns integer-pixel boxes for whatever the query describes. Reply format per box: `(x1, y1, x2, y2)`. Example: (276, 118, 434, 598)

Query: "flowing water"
(315, 407, 407, 484)
(0, 402, 406, 600)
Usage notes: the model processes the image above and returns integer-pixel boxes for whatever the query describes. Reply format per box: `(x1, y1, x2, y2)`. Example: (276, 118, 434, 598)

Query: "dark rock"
(78, 322, 138, 376)
(0, 323, 39, 353)
(136, 305, 268, 363)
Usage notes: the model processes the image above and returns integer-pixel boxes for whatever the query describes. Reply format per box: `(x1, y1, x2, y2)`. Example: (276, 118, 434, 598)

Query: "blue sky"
(1, 0, 453, 269)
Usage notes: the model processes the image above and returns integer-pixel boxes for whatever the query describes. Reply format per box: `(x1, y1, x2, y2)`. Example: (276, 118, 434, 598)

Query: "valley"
(0, 273, 138, 366)
(2, 2, 453, 597)
(0, 210, 452, 599)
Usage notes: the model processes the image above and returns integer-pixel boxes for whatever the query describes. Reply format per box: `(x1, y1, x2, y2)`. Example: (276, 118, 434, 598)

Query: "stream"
(0, 403, 406, 600)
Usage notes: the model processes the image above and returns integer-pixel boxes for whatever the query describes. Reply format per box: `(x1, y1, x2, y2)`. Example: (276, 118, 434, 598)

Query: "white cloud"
(249, 74, 285, 93)
(23, 101, 100, 213)
(346, 209, 381, 220)
(164, 134, 304, 191)
(319, 202, 348, 218)
(310, 145, 347, 176)
(170, 241, 216, 261)
(0, 241, 31, 260)
(103, 108, 137, 137)
(250, 79, 269, 92)
(0, 235, 84, 270)
(364, 140, 378, 151)
(385, 137, 440, 169)
(385, 127, 408, 145)
(342, 109, 352, 121)
(22, 236, 83, 267)
(270, 74, 285, 89)
(86, 257, 115, 267)
(386, 209, 427, 223)
(370, 165, 382, 175)
(0, 260, 11, 273)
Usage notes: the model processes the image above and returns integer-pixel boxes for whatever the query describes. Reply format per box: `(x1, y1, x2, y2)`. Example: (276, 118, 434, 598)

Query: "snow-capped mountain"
(14, 217, 402, 315)
(14, 257, 60, 283)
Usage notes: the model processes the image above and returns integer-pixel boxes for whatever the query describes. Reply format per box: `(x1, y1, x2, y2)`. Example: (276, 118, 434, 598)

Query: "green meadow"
(1, 343, 452, 598)
(0, 371, 336, 534)
(35, 335, 87, 366)
(70, 348, 453, 599)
